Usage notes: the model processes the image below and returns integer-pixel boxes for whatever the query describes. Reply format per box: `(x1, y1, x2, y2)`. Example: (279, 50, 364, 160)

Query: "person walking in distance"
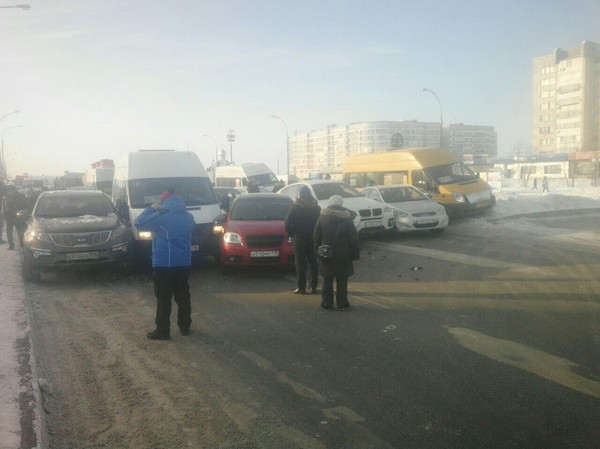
(285, 185, 321, 294)
(313, 195, 360, 310)
(135, 188, 196, 340)
(542, 176, 550, 193)
(531, 177, 538, 190)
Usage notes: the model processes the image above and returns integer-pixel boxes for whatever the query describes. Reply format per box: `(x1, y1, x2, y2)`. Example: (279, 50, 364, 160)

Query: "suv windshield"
(312, 183, 360, 201)
(35, 195, 115, 218)
(128, 177, 217, 209)
(425, 162, 478, 185)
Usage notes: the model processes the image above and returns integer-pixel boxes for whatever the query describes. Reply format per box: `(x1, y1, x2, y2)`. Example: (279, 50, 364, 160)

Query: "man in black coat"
(285, 186, 321, 294)
(2, 185, 29, 250)
(313, 195, 360, 310)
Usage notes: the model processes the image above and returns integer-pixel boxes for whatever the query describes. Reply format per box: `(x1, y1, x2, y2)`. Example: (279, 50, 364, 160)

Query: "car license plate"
(191, 245, 199, 251)
(251, 250, 279, 257)
(417, 218, 436, 224)
(65, 252, 99, 261)
(365, 221, 381, 228)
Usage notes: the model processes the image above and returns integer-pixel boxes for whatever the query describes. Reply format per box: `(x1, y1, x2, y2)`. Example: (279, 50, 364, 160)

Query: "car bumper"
(23, 243, 131, 272)
(394, 214, 449, 232)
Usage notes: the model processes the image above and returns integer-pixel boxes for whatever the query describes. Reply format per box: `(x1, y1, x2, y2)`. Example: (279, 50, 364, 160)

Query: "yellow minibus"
(343, 147, 495, 217)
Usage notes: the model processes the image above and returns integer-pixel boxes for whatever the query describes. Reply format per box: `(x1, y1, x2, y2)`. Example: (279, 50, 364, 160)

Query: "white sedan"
(361, 184, 448, 233)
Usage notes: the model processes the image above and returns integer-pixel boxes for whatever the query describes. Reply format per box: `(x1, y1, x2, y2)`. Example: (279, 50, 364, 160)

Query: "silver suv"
(20, 190, 133, 281)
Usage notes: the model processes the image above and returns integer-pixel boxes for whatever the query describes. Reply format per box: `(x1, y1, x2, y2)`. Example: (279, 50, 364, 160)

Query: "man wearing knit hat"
(135, 188, 196, 340)
(313, 195, 360, 310)
(285, 185, 321, 294)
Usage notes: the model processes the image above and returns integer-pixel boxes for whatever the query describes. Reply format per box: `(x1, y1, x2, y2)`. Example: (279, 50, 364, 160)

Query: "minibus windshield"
(248, 172, 279, 186)
(425, 162, 479, 185)
(128, 177, 217, 208)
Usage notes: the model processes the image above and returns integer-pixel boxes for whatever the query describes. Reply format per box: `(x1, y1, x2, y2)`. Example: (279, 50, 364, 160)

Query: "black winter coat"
(285, 197, 321, 245)
(313, 206, 360, 277)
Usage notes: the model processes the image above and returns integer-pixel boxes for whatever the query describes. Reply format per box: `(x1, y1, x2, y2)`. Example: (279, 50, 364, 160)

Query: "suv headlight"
(111, 224, 128, 239)
(223, 232, 242, 244)
(394, 209, 409, 218)
(25, 229, 52, 243)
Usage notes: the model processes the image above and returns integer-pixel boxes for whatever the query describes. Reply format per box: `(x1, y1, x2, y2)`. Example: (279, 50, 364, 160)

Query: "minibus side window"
(411, 170, 435, 193)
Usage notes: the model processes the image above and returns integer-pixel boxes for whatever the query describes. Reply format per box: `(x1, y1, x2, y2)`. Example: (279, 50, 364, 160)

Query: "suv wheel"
(21, 250, 41, 282)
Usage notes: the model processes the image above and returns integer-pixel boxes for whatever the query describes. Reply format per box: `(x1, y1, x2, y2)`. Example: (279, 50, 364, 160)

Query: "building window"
(544, 165, 562, 174)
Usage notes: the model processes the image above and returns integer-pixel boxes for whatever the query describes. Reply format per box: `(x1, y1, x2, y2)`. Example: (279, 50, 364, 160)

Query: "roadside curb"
(0, 248, 48, 449)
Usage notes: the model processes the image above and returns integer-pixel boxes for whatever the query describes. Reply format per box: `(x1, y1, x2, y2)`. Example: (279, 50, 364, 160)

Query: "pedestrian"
(531, 177, 538, 190)
(134, 188, 196, 340)
(247, 180, 260, 193)
(285, 185, 321, 295)
(0, 180, 6, 244)
(542, 176, 550, 193)
(1, 185, 29, 250)
(313, 195, 360, 310)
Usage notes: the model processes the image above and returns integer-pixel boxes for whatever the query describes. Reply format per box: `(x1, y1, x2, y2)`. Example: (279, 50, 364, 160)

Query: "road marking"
(369, 241, 522, 269)
(545, 230, 600, 248)
(447, 327, 600, 399)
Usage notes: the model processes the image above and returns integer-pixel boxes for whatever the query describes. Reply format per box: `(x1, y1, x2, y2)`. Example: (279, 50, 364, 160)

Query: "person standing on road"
(285, 185, 321, 295)
(542, 176, 550, 193)
(1, 185, 29, 250)
(0, 180, 6, 244)
(531, 177, 538, 190)
(135, 188, 196, 340)
(313, 195, 360, 310)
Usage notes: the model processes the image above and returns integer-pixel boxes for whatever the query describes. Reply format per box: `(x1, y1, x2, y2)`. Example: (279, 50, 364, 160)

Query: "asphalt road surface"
(20, 210, 600, 449)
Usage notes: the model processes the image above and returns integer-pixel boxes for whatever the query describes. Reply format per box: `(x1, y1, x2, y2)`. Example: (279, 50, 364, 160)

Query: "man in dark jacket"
(135, 189, 196, 340)
(285, 185, 321, 294)
(2, 185, 29, 250)
(313, 195, 360, 310)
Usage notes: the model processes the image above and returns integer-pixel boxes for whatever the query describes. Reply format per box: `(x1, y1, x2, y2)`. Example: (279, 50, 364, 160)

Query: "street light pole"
(271, 115, 289, 176)
(2, 125, 22, 180)
(227, 130, 235, 163)
(422, 88, 443, 148)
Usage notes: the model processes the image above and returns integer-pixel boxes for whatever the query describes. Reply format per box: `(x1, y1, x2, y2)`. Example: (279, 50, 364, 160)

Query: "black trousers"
(294, 240, 318, 291)
(153, 267, 191, 335)
(321, 275, 349, 309)
(5, 219, 25, 248)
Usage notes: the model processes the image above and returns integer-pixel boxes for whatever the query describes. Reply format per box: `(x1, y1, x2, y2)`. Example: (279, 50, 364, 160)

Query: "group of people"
(0, 181, 37, 250)
(285, 186, 360, 310)
(138, 186, 360, 341)
(530, 176, 550, 192)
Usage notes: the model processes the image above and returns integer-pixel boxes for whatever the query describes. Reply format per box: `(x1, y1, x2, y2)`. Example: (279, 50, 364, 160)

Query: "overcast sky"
(0, 0, 599, 177)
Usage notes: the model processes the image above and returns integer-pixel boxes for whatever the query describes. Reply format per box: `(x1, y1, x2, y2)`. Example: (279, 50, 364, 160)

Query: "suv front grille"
(50, 231, 111, 247)
(359, 208, 383, 218)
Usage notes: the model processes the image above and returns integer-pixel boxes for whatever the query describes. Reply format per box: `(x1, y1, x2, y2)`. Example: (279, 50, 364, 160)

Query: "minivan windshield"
(425, 162, 479, 185)
(248, 172, 278, 187)
(128, 177, 217, 209)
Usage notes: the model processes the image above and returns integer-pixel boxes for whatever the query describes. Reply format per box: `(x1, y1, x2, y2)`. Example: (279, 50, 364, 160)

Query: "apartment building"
(532, 41, 600, 155)
(289, 120, 496, 179)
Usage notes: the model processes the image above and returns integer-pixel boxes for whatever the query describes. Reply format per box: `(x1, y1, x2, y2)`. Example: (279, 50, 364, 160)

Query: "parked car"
(19, 190, 133, 281)
(279, 180, 395, 235)
(214, 193, 294, 273)
(213, 186, 248, 213)
(361, 184, 449, 233)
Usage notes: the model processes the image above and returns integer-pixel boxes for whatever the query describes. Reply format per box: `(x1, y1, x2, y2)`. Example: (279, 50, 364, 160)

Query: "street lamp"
(271, 115, 289, 176)
(0, 4, 30, 9)
(226, 129, 235, 163)
(0, 109, 20, 125)
(2, 125, 22, 180)
(422, 88, 443, 148)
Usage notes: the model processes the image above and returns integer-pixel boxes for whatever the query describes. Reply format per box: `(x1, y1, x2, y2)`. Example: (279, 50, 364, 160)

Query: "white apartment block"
(532, 41, 600, 155)
(289, 120, 496, 179)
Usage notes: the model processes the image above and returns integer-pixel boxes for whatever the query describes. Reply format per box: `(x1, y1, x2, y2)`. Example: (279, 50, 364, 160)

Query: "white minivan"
(112, 150, 222, 262)
(279, 180, 395, 235)
(214, 163, 283, 192)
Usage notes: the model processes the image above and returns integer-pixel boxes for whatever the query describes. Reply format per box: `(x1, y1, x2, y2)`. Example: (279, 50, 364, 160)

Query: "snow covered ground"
(2, 184, 600, 447)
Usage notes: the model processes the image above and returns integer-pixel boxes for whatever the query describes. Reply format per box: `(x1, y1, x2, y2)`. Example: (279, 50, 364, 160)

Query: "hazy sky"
(0, 0, 599, 177)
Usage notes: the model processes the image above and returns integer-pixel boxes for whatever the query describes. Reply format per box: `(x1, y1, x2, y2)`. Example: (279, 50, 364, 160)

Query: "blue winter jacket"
(134, 196, 196, 268)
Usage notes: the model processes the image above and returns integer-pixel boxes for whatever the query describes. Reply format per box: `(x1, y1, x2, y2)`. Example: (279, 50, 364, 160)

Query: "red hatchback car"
(215, 193, 295, 273)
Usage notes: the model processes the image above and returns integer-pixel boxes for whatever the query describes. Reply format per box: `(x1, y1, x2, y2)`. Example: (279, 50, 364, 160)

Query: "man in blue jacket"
(135, 188, 196, 340)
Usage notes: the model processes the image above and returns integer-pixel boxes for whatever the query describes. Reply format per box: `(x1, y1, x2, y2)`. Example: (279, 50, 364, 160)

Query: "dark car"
(214, 193, 294, 273)
(19, 190, 133, 281)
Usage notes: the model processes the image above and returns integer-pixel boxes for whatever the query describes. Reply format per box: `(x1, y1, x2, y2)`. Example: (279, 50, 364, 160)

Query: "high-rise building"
(289, 120, 496, 179)
(532, 41, 600, 155)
